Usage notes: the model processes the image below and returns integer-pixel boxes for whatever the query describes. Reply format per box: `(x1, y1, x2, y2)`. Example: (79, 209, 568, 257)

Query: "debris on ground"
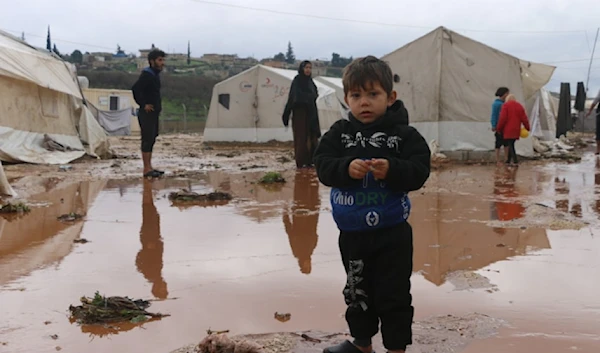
(216, 151, 242, 158)
(197, 333, 263, 353)
(275, 156, 291, 164)
(258, 172, 285, 184)
(429, 139, 450, 163)
(300, 334, 321, 343)
(487, 203, 588, 230)
(168, 190, 232, 204)
(206, 329, 230, 335)
(532, 135, 584, 162)
(445, 271, 498, 292)
(274, 312, 291, 322)
(50, 334, 58, 340)
(73, 239, 89, 244)
(240, 165, 267, 171)
(0, 202, 30, 214)
(171, 313, 506, 353)
(57, 213, 83, 222)
(68, 291, 169, 325)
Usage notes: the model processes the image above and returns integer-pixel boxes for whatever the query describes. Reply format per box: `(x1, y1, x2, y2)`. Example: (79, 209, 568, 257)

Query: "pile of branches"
(69, 291, 169, 325)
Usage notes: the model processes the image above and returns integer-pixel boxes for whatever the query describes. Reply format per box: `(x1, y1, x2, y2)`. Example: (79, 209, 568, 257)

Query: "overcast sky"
(3, 0, 600, 94)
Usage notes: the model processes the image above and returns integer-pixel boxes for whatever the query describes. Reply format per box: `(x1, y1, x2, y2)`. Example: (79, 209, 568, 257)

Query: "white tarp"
(314, 76, 350, 118)
(88, 103, 132, 136)
(204, 65, 345, 142)
(0, 30, 109, 165)
(527, 88, 558, 141)
(381, 26, 555, 157)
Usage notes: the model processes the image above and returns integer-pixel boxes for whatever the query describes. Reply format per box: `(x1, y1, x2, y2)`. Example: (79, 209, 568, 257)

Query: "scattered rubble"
(531, 133, 589, 162)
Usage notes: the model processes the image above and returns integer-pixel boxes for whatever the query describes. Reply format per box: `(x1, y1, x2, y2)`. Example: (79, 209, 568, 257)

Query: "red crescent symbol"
(266, 78, 271, 84)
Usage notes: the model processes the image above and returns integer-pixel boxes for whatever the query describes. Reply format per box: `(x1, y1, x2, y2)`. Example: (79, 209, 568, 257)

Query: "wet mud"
(1, 135, 599, 352)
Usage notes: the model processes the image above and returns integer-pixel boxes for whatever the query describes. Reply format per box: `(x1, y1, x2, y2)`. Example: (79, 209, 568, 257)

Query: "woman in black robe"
(282, 61, 321, 168)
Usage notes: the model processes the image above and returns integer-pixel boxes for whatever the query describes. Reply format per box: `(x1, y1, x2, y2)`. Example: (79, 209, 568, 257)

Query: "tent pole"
(586, 28, 599, 92)
(582, 28, 599, 133)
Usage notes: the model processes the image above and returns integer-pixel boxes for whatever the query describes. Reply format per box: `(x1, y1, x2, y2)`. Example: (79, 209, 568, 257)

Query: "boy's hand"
(370, 158, 389, 180)
(349, 159, 370, 179)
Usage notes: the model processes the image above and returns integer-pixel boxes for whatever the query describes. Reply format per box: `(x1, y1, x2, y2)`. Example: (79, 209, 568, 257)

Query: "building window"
(218, 94, 230, 110)
(109, 96, 120, 111)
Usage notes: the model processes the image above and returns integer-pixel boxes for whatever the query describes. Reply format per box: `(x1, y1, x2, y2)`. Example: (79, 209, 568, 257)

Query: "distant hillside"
(80, 70, 218, 119)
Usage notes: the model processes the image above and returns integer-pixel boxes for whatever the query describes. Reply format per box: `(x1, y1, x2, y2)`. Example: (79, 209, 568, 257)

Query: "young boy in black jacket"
(314, 56, 430, 353)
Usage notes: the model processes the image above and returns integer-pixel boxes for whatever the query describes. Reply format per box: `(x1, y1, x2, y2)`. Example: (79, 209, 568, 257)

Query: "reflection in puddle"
(0, 180, 106, 286)
(282, 170, 320, 274)
(137, 180, 168, 300)
(491, 166, 525, 223)
(0, 163, 599, 353)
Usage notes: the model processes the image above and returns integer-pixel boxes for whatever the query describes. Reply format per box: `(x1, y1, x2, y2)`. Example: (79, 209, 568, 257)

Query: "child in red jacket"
(497, 94, 530, 166)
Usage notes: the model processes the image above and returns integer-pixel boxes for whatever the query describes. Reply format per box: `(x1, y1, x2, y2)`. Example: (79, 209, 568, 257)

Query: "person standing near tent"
(497, 94, 530, 167)
(491, 87, 510, 164)
(585, 89, 600, 155)
(132, 49, 166, 178)
(282, 61, 322, 168)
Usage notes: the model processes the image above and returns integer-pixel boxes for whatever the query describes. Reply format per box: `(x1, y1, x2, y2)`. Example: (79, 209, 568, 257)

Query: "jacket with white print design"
(314, 100, 431, 232)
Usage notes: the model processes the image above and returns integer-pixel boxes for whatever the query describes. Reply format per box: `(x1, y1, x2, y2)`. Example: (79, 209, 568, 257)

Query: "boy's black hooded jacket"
(314, 100, 430, 192)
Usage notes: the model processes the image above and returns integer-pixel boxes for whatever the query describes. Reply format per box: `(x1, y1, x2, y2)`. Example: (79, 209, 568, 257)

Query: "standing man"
(491, 87, 509, 164)
(586, 88, 600, 155)
(132, 49, 166, 178)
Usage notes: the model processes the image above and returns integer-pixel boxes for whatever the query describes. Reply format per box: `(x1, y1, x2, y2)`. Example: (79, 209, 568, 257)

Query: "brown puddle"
(0, 163, 599, 353)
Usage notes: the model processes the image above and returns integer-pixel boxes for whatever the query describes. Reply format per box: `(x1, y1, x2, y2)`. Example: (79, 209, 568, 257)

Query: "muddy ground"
(1, 133, 599, 353)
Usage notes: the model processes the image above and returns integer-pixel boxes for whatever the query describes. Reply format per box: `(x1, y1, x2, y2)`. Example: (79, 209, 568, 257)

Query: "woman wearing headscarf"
(282, 60, 322, 168)
(497, 94, 530, 167)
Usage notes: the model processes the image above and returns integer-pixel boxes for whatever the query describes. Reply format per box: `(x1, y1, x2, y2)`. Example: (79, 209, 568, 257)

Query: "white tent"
(381, 26, 555, 157)
(204, 65, 344, 142)
(527, 88, 558, 141)
(0, 30, 109, 165)
(314, 76, 349, 117)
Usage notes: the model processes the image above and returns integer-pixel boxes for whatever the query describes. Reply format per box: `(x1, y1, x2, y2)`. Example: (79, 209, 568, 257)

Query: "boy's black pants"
(339, 222, 413, 351)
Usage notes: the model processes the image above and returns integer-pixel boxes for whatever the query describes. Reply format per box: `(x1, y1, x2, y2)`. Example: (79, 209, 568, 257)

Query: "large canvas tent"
(382, 26, 556, 157)
(204, 65, 344, 142)
(0, 30, 108, 165)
